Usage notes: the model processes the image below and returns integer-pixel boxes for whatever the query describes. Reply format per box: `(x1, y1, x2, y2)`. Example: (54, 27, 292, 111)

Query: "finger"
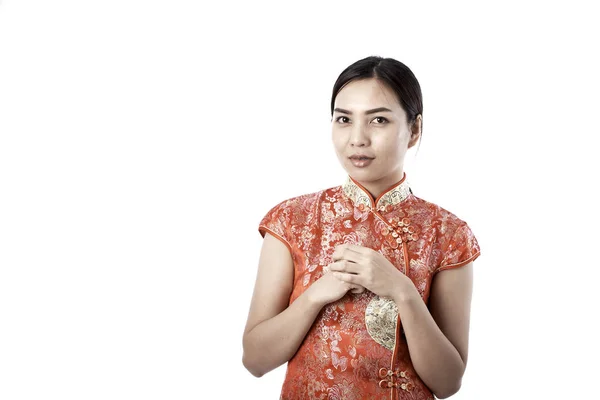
(335, 243, 368, 254)
(332, 245, 365, 263)
(331, 244, 349, 261)
(350, 285, 365, 294)
(343, 244, 379, 261)
(333, 272, 361, 285)
(329, 260, 361, 274)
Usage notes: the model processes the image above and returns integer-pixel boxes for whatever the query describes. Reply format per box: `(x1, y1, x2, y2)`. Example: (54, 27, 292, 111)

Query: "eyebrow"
(333, 107, 393, 115)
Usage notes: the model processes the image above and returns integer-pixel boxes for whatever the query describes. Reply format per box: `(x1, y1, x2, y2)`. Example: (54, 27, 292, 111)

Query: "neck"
(354, 170, 405, 200)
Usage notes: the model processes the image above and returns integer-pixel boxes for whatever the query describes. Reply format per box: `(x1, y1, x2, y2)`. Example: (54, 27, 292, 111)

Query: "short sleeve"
(435, 222, 481, 274)
(258, 201, 293, 253)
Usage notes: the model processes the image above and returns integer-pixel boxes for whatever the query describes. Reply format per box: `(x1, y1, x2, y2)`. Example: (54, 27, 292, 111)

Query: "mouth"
(348, 155, 375, 168)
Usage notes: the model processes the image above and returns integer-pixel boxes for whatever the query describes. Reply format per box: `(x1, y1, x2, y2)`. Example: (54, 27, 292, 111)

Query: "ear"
(408, 114, 422, 148)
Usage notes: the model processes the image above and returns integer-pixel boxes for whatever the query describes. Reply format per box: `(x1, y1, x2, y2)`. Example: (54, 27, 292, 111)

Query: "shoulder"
(258, 185, 341, 244)
(259, 185, 343, 228)
(262, 185, 342, 217)
(407, 194, 469, 234)
(409, 195, 480, 272)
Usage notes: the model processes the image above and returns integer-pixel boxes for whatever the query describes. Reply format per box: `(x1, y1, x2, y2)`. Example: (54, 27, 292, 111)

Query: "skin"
(331, 78, 420, 197)
(242, 78, 473, 399)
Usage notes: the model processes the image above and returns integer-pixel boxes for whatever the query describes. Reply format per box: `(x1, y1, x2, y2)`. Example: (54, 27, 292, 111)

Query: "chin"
(346, 167, 381, 182)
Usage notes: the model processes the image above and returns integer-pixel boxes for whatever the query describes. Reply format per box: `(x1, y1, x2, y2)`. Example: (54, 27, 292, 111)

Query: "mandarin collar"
(342, 173, 411, 212)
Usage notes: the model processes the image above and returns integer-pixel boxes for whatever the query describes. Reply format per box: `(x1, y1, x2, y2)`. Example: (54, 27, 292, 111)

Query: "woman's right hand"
(306, 271, 365, 307)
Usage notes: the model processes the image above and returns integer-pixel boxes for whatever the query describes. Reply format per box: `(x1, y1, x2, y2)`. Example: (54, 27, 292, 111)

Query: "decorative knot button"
(385, 217, 419, 244)
(377, 368, 413, 391)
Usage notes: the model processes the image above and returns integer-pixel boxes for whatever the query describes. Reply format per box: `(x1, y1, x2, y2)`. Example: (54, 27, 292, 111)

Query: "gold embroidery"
(342, 177, 371, 209)
(365, 296, 398, 350)
(376, 182, 411, 211)
(342, 176, 411, 211)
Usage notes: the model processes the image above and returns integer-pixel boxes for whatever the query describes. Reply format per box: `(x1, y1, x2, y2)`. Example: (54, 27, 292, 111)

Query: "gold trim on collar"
(342, 177, 372, 209)
(342, 175, 411, 211)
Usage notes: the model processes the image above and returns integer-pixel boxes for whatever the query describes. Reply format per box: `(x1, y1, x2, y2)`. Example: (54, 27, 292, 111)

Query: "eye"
(335, 116, 350, 124)
(372, 116, 389, 124)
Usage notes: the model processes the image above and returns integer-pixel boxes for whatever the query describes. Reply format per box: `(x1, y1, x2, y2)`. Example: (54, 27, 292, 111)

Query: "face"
(332, 78, 421, 197)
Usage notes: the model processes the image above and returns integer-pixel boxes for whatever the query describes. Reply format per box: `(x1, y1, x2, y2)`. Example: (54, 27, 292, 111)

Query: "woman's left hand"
(329, 243, 412, 299)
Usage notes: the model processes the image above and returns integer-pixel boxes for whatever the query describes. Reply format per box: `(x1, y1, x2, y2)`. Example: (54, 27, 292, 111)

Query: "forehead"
(334, 78, 403, 112)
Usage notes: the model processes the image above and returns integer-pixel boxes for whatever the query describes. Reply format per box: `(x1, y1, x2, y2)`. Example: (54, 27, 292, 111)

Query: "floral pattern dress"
(258, 173, 480, 400)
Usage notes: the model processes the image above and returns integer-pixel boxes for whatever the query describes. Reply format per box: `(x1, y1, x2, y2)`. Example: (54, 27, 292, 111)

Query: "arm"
(392, 262, 473, 398)
(242, 233, 360, 377)
(242, 233, 320, 377)
(329, 243, 474, 398)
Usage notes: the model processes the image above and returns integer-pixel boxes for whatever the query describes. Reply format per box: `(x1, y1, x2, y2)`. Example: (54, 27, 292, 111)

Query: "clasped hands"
(329, 243, 411, 300)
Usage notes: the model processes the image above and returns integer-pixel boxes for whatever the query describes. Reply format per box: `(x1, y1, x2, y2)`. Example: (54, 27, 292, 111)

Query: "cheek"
(373, 132, 400, 151)
(379, 129, 408, 149)
(331, 130, 345, 150)
(374, 135, 405, 163)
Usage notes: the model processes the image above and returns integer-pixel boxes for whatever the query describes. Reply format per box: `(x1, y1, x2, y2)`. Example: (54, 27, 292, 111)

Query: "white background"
(1, 1, 598, 399)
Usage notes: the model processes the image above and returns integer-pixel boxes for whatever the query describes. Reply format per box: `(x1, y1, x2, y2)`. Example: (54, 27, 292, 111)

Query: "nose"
(349, 123, 369, 147)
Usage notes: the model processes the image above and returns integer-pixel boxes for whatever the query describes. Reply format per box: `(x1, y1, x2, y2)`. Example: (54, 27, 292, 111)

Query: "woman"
(242, 56, 480, 400)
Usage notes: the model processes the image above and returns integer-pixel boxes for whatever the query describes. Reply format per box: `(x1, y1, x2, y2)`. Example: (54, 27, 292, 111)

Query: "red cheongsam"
(258, 173, 480, 400)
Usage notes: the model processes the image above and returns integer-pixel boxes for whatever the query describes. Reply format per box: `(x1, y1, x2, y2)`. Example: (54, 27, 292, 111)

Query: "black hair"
(330, 56, 423, 130)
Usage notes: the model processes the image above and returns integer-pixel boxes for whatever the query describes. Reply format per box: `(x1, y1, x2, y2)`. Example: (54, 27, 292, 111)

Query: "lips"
(348, 155, 374, 168)
(349, 155, 375, 160)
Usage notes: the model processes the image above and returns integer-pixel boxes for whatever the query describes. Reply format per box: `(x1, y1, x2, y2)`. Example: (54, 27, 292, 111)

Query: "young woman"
(242, 56, 481, 400)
